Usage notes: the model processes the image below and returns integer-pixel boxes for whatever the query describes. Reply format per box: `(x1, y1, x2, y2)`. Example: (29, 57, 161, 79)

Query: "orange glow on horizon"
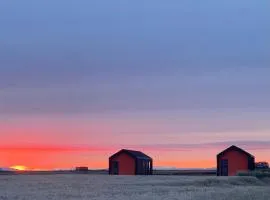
(155, 160, 216, 169)
(10, 165, 27, 171)
(0, 145, 269, 170)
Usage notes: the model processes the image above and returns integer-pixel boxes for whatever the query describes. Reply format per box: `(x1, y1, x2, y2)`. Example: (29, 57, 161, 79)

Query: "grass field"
(0, 175, 270, 200)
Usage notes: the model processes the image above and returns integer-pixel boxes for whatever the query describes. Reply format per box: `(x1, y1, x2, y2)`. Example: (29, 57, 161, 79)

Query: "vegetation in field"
(237, 169, 270, 178)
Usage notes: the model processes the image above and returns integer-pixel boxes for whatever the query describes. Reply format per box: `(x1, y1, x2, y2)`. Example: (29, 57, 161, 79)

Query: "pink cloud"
(1, 140, 269, 153)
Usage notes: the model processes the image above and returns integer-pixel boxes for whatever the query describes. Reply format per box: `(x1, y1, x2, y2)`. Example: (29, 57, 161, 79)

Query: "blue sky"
(1, 0, 270, 114)
(0, 0, 269, 168)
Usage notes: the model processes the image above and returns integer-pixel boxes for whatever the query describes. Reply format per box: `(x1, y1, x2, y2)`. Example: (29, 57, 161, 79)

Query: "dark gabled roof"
(217, 145, 254, 158)
(109, 149, 152, 160)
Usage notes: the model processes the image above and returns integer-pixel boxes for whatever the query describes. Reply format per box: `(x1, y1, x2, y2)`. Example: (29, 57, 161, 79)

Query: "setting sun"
(10, 165, 27, 171)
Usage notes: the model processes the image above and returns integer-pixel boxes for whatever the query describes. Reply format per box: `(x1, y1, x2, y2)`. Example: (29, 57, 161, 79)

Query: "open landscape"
(1, 1, 270, 200)
(1, 175, 270, 200)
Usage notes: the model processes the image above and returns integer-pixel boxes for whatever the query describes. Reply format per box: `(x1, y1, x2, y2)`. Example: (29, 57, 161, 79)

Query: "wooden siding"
(218, 150, 249, 176)
(110, 152, 135, 175)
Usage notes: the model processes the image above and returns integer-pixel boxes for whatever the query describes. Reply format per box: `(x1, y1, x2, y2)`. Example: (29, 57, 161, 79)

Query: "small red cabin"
(217, 145, 255, 176)
(75, 166, 89, 172)
(109, 149, 153, 175)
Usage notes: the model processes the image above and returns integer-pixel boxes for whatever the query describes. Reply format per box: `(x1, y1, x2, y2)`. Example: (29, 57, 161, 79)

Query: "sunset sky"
(1, 0, 269, 170)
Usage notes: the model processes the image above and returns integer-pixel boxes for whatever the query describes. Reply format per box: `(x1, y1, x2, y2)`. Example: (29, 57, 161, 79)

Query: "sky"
(0, 0, 269, 170)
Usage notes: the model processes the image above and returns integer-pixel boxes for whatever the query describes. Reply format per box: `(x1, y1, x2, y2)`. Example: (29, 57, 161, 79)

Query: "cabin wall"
(110, 153, 135, 175)
(219, 150, 248, 176)
(136, 159, 152, 175)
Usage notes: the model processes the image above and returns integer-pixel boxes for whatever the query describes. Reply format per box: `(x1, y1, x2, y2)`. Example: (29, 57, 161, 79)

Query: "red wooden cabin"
(217, 145, 255, 176)
(109, 149, 153, 175)
(75, 166, 89, 172)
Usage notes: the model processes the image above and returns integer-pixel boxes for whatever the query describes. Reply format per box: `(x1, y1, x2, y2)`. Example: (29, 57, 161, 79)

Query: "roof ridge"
(217, 145, 254, 158)
(110, 149, 152, 160)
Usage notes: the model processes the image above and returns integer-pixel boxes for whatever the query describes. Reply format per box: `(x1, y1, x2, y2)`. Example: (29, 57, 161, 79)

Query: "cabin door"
(220, 159, 228, 176)
(111, 161, 119, 175)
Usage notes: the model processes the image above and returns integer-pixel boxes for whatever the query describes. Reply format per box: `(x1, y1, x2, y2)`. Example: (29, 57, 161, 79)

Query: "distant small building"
(75, 166, 89, 172)
(217, 145, 255, 176)
(109, 149, 153, 175)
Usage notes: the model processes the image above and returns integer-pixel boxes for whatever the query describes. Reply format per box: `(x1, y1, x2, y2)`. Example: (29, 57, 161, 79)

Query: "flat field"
(0, 175, 270, 200)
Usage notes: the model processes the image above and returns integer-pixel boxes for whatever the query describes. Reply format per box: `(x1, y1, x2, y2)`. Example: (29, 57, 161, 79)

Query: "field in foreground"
(0, 175, 270, 200)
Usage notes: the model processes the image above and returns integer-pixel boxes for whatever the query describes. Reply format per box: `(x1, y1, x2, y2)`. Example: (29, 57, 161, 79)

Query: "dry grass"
(0, 175, 270, 200)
